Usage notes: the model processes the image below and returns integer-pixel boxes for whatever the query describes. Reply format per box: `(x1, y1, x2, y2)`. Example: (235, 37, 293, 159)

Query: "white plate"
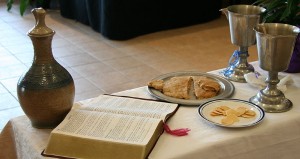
(147, 71, 235, 106)
(198, 99, 265, 128)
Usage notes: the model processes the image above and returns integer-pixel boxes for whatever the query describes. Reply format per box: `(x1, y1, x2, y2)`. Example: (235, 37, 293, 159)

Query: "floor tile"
(0, 77, 19, 92)
(52, 37, 74, 48)
(3, 42, 33, 54)
(86, 71, 131, 89)
(100, 82, 143, 94)
(73, 78, 100, 94)
(10, 91, 18, 100)
(117, 43, 157, 56)
(0, 63, 28, 80)
(0, 83, 8, 93)
(148, 59, 194, 74)
(0, 54, 22, 67)
(0, 93, 19, 110)
(62, 31, 102, 45)
(72, 62, 115, 77)
(64, 67, 82, 80)
(75, 89, 105, 102)
(12, 51, 34, 64)
(52, 45, 83, 58)
(88, 47, 128, 61)
(0, 106, 24, 131)
(76, 41, 113, 53)
(130, 48, 177, 65)
(57, 53, 98, 67)
(102, 56, 145, 71)
(0, 46, 11, 57)
(120, 65, 162, 82)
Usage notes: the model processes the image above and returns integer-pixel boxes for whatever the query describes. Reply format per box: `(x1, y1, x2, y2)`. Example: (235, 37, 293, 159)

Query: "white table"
(1, 62, 300, 159)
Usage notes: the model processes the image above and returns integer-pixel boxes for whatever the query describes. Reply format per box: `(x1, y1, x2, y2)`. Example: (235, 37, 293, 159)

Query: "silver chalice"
(221, 5, 265, 82)
(250, 23, 300, 113)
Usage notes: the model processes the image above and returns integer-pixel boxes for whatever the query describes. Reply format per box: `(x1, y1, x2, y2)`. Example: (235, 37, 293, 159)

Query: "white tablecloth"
(1, 62, 300, 159)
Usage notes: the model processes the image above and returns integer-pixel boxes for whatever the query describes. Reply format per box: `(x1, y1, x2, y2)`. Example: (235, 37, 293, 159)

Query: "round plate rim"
(198, 98, 265, 128)
(147, 71, 235, 106)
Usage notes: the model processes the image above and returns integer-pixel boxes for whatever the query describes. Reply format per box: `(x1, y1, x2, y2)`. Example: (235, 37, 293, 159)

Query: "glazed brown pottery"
(17, 8, 75, 128)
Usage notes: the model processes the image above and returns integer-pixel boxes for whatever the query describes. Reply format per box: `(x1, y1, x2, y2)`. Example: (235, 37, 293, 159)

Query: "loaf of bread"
(162, 76, 192, 99)
(193, 76, 220, 99)
(148, 75, 220, 100)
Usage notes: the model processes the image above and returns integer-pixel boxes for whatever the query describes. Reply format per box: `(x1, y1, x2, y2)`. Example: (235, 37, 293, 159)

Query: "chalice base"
(223, 64, 254, 83)
(249, 90, 293, 113)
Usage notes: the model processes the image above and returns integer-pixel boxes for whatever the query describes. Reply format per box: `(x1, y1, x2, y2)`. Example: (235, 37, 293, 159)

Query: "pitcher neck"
(30, 35, 55, 64)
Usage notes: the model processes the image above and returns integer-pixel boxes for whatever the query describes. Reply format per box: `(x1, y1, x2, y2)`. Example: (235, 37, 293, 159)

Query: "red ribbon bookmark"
(163, 123, 191, 136)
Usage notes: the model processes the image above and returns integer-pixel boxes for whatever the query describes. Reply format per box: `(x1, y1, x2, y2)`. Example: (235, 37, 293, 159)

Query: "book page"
(77, 95, 178, 120)
(53, 109, 162, 145)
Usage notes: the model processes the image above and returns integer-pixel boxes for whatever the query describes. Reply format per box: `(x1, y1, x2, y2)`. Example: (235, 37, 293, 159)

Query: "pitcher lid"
(28, 8, 54, 37)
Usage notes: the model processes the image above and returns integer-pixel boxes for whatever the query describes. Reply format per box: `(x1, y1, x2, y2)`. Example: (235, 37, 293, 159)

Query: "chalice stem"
(238, 46, 249, 66)
(264, 71, 280, 96)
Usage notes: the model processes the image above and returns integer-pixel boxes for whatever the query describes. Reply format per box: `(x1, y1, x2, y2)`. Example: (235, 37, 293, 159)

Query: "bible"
(43, 95, 178, 159)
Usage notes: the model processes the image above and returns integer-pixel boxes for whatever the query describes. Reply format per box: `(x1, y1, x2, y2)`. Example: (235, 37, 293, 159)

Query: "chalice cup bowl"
(250, 23, 300, 113)
(221, 5, 265, 82)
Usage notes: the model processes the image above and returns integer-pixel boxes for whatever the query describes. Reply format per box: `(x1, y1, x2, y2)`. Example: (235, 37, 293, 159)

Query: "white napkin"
(244, 72, 293, 92)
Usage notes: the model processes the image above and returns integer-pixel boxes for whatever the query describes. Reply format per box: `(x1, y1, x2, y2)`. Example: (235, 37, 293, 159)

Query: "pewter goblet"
(250, 23, 300, 113)
(221, 5, 265, 82)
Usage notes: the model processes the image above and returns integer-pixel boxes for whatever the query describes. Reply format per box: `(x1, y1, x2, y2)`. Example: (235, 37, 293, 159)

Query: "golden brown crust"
(162, 76, 192, 99)
(193, 76, 220, 99)
(148, 80, 164, 91)
(200, 81, 220, 92)
(148, 75, 220, 100)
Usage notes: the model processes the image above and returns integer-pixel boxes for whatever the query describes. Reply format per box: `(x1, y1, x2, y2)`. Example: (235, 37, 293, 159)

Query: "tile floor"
(0, 3, 258, 131)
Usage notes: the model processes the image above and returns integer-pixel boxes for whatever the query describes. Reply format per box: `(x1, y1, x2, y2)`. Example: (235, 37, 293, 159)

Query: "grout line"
(0, 82, 19, 102)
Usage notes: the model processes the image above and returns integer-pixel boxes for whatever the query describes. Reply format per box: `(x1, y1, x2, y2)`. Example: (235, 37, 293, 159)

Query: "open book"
(43, 95, 178, 159)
